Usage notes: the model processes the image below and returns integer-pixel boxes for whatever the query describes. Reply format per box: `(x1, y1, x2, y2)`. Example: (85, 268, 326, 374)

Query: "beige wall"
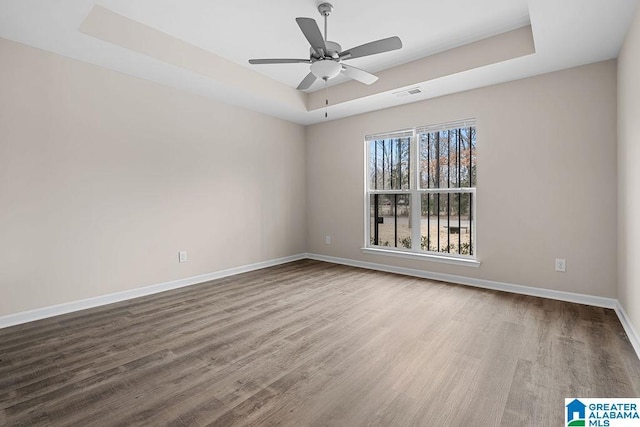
(0, 38, 306, 316)
(0, 34, 624, 319)
(307, 61, 618, 297)
(618, 5, 640, 335)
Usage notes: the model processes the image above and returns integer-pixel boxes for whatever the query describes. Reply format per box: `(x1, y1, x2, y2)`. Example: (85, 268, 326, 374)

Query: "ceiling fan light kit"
(248, 2, 403, 91)
(311, 59, 341, 80)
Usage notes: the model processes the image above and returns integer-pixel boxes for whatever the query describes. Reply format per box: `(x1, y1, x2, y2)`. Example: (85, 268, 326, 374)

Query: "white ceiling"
(0, 0, 638, 125)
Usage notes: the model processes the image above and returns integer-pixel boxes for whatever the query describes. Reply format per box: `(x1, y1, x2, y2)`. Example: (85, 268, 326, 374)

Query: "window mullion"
(410, 131, 420, 251)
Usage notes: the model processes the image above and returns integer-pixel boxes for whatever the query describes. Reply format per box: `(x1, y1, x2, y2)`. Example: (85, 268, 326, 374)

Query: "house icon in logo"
(566, 399, 586, 423)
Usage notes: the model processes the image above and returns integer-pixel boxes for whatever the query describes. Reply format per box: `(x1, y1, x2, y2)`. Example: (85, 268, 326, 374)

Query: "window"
(365, 120, 477, 262)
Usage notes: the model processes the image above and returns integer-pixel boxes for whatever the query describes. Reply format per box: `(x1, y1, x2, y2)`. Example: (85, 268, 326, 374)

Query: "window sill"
(361, 247, 481, 268)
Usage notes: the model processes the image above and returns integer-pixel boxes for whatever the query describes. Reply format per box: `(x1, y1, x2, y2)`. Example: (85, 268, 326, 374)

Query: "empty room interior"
(2, 0, 640, 425)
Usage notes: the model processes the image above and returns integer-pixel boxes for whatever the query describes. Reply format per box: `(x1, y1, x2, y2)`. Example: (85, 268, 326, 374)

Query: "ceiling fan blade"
(340, 36, 402, 60)
(297, 72, 317, 90)
(249, 58, 311, 64)
(296, 17, 327, 56)
(341, 64, 378, 85)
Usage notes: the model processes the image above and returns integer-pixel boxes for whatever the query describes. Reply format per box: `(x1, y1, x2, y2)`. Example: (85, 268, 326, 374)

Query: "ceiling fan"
(248, 3, 403, 90)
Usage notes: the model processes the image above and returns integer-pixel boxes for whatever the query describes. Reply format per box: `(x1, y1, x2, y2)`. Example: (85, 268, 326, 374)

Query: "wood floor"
(1, 260, 639, 426)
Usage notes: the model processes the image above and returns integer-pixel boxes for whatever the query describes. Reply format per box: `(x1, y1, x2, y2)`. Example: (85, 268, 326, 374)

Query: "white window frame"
(362, 120, 480, 268)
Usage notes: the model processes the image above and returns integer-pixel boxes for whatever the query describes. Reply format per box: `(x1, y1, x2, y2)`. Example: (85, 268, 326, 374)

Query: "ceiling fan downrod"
(318, 3, 333, 42)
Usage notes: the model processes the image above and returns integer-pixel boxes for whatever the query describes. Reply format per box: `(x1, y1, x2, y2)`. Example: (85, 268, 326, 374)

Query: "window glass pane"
(421, 192, 473, 255)
(369, 194, 411, 248)
(460, 127, 477, 187)
(368, 138, 410, 190)
(419, 126, 476, 189)
(418, 133, 433, 189)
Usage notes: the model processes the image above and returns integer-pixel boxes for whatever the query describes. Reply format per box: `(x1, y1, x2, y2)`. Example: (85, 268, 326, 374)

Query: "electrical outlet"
(178, 251, 187, 263)
(325, 235, 331, 245)
(555, 259, 566, 272)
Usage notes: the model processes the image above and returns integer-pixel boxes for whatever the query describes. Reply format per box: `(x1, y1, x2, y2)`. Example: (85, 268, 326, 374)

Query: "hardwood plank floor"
(1, 259, 639, 426)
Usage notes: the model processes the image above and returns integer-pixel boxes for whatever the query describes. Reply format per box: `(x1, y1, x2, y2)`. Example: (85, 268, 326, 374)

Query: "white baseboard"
(614, 302, 640, 359)
(0, 253, 306, 329)
(307, 253, 618, 308)
(307, 253, 640, 361)
(2, 251, 639, 362)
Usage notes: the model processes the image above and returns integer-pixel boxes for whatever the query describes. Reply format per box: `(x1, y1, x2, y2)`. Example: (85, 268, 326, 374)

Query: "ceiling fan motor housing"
(310, 41, 342, 60)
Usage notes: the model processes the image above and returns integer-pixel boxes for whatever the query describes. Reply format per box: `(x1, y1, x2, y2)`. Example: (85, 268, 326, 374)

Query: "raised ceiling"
(0, 0, 637, 124)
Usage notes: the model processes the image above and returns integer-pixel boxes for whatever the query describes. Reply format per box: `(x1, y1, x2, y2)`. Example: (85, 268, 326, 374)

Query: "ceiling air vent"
(393, 87, 423, 98)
